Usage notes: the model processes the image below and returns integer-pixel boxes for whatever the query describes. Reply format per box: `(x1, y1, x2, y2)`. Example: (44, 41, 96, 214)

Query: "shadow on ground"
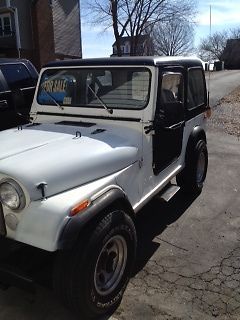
(134, 190, 198, 275)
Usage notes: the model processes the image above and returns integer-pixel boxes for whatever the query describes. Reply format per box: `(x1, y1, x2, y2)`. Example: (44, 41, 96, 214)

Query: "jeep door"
(153, 68, 185, 174)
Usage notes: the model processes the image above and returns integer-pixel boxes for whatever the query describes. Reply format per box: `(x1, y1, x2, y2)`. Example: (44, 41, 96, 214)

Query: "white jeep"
(0, 57, 209, 319)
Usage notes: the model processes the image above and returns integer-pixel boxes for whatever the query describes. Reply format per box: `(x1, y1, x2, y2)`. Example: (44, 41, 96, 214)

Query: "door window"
(187, 68, 205, 109)
(161, 73, 184, 104)
(160, 72, 184, 126)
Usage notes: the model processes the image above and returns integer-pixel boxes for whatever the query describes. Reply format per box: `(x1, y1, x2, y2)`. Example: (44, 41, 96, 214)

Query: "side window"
(0, 64, 33, 89)
(188, 69, 205, 109)
(159, 72, 184, 126)
(161, 73, 184, 104)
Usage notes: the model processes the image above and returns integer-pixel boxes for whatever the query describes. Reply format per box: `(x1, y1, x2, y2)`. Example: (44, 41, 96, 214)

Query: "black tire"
(176, 139, 208, 194)
(53, 210, 137, 319)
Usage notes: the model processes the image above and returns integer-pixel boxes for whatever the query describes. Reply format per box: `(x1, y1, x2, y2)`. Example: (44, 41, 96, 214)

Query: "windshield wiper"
(87, 85, 113, 115)
(41, 85, 64, 110)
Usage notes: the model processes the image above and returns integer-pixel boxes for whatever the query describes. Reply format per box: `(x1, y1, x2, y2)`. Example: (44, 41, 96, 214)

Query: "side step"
(157, 184, 180, 202)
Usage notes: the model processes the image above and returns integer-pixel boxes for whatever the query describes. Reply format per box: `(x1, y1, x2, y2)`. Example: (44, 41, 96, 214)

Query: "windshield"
(37, 67, 151, 110)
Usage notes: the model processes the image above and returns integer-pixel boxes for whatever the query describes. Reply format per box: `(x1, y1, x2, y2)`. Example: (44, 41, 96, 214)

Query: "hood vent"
(56, 121, 95, 127)
(91, 129, 106, 135)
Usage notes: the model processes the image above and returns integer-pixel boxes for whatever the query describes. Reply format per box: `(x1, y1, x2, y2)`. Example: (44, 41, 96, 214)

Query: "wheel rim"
(94, 235, 127, 296)
(196, 151, 206, 183)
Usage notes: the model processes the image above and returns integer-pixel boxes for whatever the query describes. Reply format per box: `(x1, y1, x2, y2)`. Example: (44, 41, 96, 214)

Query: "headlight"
(0, 180, 26, 211)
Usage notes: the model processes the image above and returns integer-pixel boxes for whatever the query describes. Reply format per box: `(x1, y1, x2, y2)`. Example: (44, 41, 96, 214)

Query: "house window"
(0, 13, 12, 37)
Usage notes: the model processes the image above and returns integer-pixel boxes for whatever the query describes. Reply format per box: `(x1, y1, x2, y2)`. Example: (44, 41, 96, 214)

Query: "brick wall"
(32, 0, 82, 70)
(31, 0, 55, 70)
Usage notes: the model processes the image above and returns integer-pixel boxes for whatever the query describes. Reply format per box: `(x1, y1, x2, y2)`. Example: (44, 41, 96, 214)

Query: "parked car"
(0, 57, 210, 319)
(0, 58, 38, 130)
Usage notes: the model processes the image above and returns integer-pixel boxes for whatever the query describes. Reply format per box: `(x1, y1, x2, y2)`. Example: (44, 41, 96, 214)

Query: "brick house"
(111, 35, 154, 56)
(0, 0, 82, 70)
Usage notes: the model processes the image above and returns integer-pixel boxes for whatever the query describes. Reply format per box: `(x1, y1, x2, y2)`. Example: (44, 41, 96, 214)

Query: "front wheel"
(53, 210, 137, 319)
(177, 139, 208, 194)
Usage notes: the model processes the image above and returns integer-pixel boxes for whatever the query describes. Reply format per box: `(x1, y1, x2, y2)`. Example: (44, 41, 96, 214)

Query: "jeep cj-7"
(0, 57, 210, 319)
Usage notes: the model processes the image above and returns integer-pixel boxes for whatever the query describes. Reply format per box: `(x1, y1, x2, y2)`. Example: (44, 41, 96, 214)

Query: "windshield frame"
(36, 66, 152, 111)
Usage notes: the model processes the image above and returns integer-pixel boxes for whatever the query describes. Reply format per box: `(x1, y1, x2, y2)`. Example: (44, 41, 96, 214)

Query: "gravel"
(209, 86, 240, 138)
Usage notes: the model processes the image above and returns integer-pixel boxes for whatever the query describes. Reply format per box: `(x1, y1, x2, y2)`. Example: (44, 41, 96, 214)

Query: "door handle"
(163, 121, 185, 131)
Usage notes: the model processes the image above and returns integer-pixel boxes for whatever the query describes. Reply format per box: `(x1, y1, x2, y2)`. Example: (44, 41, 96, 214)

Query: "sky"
(81, 0, 240, 58)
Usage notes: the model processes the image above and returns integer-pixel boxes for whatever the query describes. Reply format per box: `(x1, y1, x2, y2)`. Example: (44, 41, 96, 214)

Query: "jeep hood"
(0, 124, 139, 200)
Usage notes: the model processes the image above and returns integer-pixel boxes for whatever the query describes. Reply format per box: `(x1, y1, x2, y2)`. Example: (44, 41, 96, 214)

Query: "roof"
(44, 56, 203, 68)
(112, 34, 150, 47)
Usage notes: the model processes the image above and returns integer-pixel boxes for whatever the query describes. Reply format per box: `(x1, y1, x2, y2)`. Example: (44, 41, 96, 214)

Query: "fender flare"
(58, 188, 134, 250)
(185, 126, 206, 163)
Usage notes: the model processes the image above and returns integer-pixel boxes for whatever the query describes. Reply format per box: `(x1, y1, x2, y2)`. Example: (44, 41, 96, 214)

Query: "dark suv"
(0, 59, 38, 130)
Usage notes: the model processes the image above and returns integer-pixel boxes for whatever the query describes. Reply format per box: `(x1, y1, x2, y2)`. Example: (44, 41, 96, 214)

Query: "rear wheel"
(177, 139, 208, 194)
(53, 210, 137, 319)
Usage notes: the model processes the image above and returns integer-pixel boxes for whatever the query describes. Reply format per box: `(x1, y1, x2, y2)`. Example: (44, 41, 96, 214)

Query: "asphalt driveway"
(113, 129, 240, 320)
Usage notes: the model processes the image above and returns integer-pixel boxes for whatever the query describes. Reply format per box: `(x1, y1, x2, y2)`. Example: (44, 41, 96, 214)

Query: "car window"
(0, 64, 34, 89)
(187, 68, 205, 109)
(159, 72, 184, 126)
(161, 73, 184, 104)
(37, 67, 151, 110)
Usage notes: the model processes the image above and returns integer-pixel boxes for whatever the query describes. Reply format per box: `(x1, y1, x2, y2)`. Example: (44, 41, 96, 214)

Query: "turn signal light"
(70, 199, 91, 216)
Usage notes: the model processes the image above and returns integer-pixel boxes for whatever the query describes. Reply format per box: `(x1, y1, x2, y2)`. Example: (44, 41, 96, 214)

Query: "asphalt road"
(0, 70, 240, 320)
(207, 69, 240, 107)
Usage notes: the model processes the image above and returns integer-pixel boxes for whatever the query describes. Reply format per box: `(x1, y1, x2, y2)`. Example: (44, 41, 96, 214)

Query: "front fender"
(58, 188, 134, 250)
(12, 166, 135, 252)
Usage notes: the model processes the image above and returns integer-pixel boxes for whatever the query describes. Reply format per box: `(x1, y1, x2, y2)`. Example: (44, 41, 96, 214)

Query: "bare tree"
(83, 0, 197, 56)
(229, 27, 240, 39)
(198, 31, 229, 61)
(153, 17, 194, 56)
